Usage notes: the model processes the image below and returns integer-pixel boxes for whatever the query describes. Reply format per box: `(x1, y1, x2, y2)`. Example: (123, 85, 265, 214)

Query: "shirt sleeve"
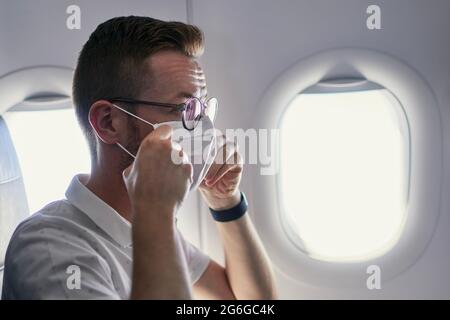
(2, 219, 120, 300)
(176, 229, 210, 284)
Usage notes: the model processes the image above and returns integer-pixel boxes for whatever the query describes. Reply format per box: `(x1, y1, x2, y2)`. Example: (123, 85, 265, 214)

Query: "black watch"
(209, 192, 248, 222)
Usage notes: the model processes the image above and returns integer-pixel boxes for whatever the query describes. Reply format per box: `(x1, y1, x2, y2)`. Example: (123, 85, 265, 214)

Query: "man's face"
(122, 50, 207, 161)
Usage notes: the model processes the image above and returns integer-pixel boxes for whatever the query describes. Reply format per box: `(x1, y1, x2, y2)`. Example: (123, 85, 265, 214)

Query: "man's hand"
(199, 138, 243, 210)
(123, 125, 193, 221)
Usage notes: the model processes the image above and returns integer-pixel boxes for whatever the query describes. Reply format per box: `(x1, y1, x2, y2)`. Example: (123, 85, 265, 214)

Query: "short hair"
(72, 16, 204, 159)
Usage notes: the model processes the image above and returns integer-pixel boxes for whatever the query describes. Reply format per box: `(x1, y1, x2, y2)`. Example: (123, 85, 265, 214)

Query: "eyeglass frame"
(104, 96, 218, 131)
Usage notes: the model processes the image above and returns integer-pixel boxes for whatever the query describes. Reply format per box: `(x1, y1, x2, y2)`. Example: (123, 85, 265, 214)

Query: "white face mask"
(112, 103, 217, 191)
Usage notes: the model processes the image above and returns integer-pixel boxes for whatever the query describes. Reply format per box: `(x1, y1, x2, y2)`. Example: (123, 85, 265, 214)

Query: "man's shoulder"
(4, 199, 110, 277)
(9, 199, 97, 249)
(2, 200, 120, 300)
(17, 199, 71, 228)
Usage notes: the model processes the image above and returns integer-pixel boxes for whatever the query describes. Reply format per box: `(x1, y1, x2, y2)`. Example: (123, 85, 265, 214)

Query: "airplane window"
(279, 84, 409, 262)
(4, 109, 91, 214)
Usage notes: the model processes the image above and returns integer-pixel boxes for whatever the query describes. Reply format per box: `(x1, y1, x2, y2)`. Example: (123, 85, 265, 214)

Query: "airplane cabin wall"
(191, 0, 450, 299)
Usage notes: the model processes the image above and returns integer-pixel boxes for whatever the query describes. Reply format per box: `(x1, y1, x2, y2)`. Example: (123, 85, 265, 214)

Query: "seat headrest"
(0, 116, 29, 267)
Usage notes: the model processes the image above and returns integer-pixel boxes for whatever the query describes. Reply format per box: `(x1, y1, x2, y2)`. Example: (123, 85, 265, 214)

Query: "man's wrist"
(132, 201, 177, 225)
(206, 191, 241, 211)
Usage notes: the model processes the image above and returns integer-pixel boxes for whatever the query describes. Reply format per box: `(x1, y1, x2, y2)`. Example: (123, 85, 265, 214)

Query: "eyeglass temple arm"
(107, 98, 185, 111)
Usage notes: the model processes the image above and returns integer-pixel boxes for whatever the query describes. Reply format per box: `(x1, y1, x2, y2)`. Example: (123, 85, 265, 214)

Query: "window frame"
(0, 66, 74, 273)
(251, 48, 443, 288)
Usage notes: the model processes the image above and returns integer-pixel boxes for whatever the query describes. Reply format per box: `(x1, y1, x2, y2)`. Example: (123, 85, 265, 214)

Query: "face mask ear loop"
(112, 103, 157, 160)
(116, 142, 136, 159)
(111, 103, 156, 128)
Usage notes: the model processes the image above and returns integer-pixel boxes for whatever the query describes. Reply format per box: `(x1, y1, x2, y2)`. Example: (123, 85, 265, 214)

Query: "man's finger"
(207, 163, 241, 187)
(205, 141, 236, 179)
(204, 162, 225, 184)
(152, 124, 173, 140)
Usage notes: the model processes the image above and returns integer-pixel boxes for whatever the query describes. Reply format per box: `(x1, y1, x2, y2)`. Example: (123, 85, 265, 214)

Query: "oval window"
(4, 108, 91, 214)
(279, 79, 410, 262)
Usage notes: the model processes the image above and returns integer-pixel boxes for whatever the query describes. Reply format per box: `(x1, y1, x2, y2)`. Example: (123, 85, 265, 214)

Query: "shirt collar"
(65, 174, 132, 248)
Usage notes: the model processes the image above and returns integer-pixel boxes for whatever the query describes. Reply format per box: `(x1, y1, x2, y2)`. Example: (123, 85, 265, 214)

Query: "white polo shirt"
(1, 174, 210, 299)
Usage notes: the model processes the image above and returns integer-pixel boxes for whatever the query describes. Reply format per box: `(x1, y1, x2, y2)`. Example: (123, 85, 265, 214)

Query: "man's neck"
(84, 165, 133, 222)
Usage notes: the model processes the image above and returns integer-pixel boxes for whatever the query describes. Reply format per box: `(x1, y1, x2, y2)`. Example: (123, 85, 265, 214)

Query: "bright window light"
(4, 109, 91, 214)
(280, 87, 409, 262)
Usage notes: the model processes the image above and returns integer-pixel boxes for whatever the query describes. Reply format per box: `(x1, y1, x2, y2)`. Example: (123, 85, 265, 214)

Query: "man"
(1, 16, 276, 299)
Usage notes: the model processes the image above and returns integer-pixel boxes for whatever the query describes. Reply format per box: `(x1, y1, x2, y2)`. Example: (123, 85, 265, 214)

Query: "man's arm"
(193, 260, 235, 300)
(131, 210, 192, 299)
(123, 125, 194, 299)
(217, 213, 276, 299)
(194, 213, 276, 300)
(197, 140, 277, 300)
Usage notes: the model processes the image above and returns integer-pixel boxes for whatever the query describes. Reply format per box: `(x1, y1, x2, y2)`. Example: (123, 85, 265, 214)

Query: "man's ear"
(88, 100, 125, 144)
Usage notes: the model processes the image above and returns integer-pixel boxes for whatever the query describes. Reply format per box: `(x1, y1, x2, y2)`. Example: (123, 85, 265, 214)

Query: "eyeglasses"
(105, 96, 218, 131)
